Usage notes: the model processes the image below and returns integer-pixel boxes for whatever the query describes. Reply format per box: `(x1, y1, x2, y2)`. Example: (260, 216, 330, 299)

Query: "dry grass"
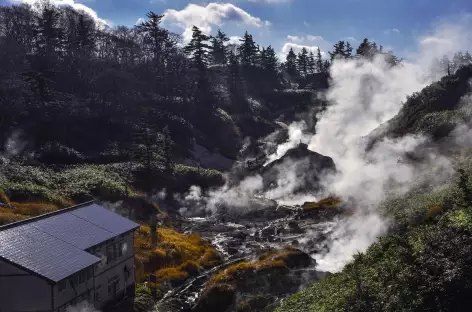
(427, 205, 442, 218)
(0, 189, 10, 205)
(302, 196, 342, 211)
(211, 258, 286, 284)
(134, 224, 222, 283)
(10, 202, 58, 216)
(156, 267, 189, 282)
(0, 208, 29, 225)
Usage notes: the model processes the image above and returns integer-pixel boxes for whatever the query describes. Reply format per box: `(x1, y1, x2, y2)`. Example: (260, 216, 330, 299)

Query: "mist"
(309, 14, 472, 272)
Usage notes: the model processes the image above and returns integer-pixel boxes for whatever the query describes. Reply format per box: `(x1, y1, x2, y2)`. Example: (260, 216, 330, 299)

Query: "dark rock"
(192, 283, 236, 312)
(260, 144, 336, 194)
(291, 240, 299, 246)
(236, 295, 276, 312)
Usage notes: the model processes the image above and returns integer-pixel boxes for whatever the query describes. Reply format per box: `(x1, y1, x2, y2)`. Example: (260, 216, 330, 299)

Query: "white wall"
(0, 259, 52, 312)
(92, 232, 135, 309)
(53, 269, 95, 310)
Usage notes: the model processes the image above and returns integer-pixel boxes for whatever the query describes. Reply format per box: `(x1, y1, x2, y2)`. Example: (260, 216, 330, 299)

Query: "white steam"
(309, 15, 472, 272)
(66, 301, 100, 312)
(264, 121, 311, 165)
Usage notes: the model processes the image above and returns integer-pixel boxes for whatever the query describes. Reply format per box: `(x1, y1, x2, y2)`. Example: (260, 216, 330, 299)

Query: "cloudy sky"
(2, 0, 472, 59)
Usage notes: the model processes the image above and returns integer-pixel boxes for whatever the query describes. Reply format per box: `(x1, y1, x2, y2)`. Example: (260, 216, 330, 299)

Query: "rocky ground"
(155, 196, 345, 312)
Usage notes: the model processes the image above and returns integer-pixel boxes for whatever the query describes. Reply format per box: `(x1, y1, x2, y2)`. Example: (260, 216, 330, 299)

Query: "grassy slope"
(277, 66, 472, 311)
(278, 163, 472, 312)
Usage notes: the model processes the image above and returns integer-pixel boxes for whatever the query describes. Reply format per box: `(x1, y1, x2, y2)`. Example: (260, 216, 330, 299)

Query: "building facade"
(0, 202, 140, 312)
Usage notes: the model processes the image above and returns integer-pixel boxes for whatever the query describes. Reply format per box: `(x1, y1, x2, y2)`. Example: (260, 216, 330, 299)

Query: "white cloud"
(384, 28, 400, 35)
(10, 0, 109, 25)
(228, 35, 243, 45)
(163, 3, 271, 42)
(279, 34, 330, 59)
(342, 36, 359, 43)
(248, 0, 291, 2)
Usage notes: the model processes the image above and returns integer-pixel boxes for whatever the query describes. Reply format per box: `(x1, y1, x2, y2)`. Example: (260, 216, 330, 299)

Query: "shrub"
(11, 202, 58, 216)
(302, 196, 342, 211)
(155, 267, 189, 282)
(0, 189, 10, 205)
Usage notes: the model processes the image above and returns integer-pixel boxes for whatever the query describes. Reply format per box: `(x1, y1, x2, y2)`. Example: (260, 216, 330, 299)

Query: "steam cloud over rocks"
(308, 14, 472, 272)
(174, 14, 472, 273)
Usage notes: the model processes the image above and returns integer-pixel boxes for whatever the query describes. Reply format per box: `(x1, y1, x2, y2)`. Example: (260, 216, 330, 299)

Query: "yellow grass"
(0, 189, 10, 205)
(10, 202, 58, 216)
(211, 258, 286, 284)
(156, 267, 189, 282)
(134, 225, 222, 283)
(302, 196, 342, 211)
(0, 209, 29, 225)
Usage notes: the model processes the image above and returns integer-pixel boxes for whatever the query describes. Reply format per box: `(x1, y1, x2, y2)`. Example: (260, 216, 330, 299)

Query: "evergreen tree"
(329, 41, 346, 61)
(260, 45, 279, 73)
(136, 11, 169, 65)
(238, 31, 258, 66)
(184, 26, 210, 70)
(297, 47, 309, 76)
(285, 47, 298, 76)
(227, 50, 247, 112)
(159, 126, 174, 173)
(34, 3, 65, 59)
(209, 29, 229, 65)
(315, 47, 323, 73)
(307, 51, 316, 75)
(345, 42, 353, 58)
(356, 38, 371, 57)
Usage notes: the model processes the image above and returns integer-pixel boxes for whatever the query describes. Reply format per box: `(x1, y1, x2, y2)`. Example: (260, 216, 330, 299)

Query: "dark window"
(96, 290, 102, 302)
(58, 280, 66, 292)
(79, 270, 86, 284)
(107, 246, 114, 263)
(118, 242, 123, 257)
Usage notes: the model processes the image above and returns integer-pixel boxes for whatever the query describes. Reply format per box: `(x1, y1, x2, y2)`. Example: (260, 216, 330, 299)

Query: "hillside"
(277, 67, 472, 312)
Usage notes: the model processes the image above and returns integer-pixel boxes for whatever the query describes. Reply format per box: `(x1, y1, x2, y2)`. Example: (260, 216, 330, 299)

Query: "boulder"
(260, 143, 336, 194)
(192, 283, 236, 312)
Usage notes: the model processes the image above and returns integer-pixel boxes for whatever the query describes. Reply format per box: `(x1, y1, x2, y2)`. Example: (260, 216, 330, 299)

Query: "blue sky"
(3, 0, 472, 59)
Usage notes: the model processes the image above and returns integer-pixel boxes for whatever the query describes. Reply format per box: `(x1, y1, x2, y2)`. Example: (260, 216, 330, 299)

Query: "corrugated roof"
(30, 213, 116, 250)
(0, 224, 100, 282)
(70, 203, 140, 235)
(0, 202, 140, 282)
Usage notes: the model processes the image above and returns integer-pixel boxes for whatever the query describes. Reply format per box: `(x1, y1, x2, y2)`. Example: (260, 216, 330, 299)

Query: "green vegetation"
(277, 161, 472, 312)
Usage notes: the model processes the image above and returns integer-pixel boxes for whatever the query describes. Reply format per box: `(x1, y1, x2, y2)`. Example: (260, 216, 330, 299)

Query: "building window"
(79, 270, 87, 284)
(118, 242, 123, 257)
(95, 290, 102, 303)
(87, 267, 93, 280)
(107, 245, 114, 263)
(58, 280, 66, 292)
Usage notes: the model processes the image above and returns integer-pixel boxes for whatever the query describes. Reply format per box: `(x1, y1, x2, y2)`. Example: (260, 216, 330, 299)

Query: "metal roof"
(0, 224, 100, 282)
(0, 202, 140, 282)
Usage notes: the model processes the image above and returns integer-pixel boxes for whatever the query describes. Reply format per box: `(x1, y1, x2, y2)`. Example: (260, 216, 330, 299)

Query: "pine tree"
(439, 55, 451, 76)
(34, 3, 65, 59)
(356, 38, 371, 57)
(285, 47, 298, 76)
(136, 11, 169, 64)
(209, 29, 229, 65)
(184, 26, 210, 70)
(329, 41, 346, 61)
(297, 47, 309, 77)
(238, 31, 258, 66)
(315, 47, 323, 73)
(307, 51, 316, 75)
(227, 50, 247, 112)
(260, 45, 279, 73)
(345, 42, 353, 58)
(159, 126, 174, 173)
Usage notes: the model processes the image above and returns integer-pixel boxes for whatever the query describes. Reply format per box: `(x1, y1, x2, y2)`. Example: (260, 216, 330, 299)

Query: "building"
(0, 201, 140, 312)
